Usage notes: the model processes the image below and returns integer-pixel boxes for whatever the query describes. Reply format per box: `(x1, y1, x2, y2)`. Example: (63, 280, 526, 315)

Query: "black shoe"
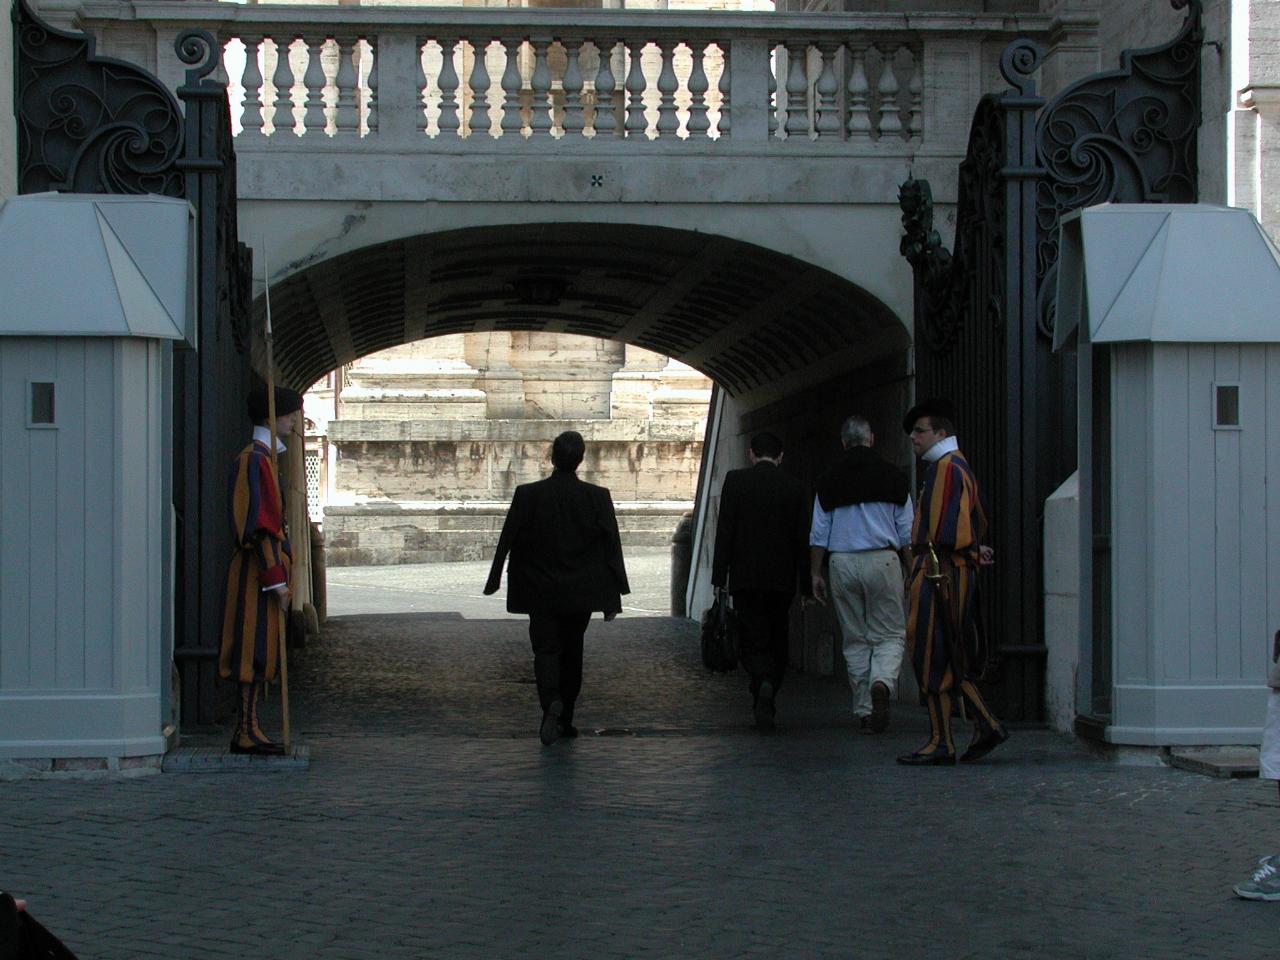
(558, 721, 580, 739)
(754, 681, 775, 732)
(229, 739, 286, 756)
(540, 700, 563, 745)
(960, 725, 1009, 762)
(896, 746, 957, 766)
(858, 715, 873, 734)
(870, 681, 891, 734)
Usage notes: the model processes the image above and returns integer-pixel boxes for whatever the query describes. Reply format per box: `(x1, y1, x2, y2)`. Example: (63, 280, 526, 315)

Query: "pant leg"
(829, 552, 872, 716)
(528, 613, 563, 713)
(558, 612, 591, 723)
(732, 590, 773, 693)
(762, 591, 793, 692)
(861, 551, 906, 695)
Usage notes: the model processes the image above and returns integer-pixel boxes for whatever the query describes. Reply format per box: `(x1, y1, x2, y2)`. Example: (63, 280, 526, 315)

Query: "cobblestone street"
(2, 555, 1277, 959)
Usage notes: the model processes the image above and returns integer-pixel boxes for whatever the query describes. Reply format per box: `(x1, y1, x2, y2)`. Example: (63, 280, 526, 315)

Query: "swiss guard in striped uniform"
(898, 398, 1008, 766)
(218, 385, 302, 755)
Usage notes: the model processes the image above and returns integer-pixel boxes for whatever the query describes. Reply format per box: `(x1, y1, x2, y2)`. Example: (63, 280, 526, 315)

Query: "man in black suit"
(484, 431, 630, 745)
(711, 431, 810, 730)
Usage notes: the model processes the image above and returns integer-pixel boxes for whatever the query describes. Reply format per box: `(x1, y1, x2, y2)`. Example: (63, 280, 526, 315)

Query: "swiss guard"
(218, 384, 302, 755)
(898, 398, 1009, 766)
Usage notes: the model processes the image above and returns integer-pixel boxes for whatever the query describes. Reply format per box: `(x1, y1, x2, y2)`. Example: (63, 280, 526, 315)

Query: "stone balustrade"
(80, 4, 1052, 154)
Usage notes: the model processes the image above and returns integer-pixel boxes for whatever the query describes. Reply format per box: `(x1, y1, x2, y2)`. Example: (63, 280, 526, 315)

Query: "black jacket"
(711, 461, 810, 596)
(484, 470, 630, 615)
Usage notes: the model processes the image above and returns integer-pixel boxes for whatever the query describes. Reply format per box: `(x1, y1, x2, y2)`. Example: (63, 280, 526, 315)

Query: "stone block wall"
(309, 333, 711, 565)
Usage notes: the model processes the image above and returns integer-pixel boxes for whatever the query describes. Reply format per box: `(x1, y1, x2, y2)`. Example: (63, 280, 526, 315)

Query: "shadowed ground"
(1, 553, 1276, 958)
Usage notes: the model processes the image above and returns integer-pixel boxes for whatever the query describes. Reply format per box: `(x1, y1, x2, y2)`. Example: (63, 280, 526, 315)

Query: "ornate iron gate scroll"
(899, 1, 1202, 723)
(15, 0, 256, 726)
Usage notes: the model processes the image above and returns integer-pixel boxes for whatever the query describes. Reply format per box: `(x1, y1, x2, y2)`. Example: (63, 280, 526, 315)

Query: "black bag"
(700, 591, 740, 673)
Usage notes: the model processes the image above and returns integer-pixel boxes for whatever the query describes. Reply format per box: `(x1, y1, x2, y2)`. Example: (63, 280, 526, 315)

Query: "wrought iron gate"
(899, 0, 1203, 723)
(15, 0, 255, 726)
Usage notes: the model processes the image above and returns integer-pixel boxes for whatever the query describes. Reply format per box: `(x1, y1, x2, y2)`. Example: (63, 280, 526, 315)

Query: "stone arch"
(258, 222, 909, 405)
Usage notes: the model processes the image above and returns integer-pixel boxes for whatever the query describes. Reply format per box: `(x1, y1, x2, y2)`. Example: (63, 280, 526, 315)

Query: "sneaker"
(1234, 855, 1280, 901)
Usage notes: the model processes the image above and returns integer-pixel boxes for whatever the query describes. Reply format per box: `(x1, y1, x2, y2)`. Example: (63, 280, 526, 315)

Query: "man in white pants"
(810, 415, 913, 733)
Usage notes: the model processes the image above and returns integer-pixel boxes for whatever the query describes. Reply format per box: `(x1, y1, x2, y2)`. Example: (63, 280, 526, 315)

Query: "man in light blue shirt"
(810, 415, 913, 733)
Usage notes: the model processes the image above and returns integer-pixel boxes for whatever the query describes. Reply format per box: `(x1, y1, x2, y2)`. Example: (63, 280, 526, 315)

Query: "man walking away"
(810, 415, 913, 734)
(711, 432, 810, 731)
(484, 431, 629, 745)
(899, 399, 1008, 765)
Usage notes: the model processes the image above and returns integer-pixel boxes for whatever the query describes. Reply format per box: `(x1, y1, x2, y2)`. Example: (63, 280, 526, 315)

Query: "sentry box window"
(1214, 383, 1240, 430)
(28, 381, 56, 428)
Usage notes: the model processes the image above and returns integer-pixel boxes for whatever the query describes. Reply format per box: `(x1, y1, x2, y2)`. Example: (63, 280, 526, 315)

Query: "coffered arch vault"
(260, 223, 908, 403)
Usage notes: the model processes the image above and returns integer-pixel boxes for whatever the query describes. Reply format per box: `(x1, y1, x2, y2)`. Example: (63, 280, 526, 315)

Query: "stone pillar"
(465, 332, 526, 419)
(508, 332, 623, 418)
(609, 344, 667, 419)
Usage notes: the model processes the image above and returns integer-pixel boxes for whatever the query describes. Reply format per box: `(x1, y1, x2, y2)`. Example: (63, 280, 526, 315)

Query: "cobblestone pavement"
(2, 556, 1278, 959)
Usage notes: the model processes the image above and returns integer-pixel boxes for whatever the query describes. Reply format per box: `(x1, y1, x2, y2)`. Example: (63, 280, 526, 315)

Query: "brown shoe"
(870, 681, 891, 734)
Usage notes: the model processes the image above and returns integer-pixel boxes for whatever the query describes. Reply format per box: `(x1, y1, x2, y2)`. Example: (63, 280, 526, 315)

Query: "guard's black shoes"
(558, 721, 580, 738)
(229, 740, 285, 756)
(960, 725, 1009, 763)
(540, 700, 563, 745)
(896, 746, 957, 766)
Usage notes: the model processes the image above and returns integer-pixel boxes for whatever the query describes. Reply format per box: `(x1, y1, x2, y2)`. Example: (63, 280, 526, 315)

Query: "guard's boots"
(230, 682, 285, 756)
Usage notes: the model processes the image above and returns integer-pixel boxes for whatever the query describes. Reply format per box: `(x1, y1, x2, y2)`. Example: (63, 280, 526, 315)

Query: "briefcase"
(700, 591, 740, 673)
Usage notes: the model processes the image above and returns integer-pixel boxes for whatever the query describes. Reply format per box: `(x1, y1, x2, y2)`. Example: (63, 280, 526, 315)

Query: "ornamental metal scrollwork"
(14, 0, 185, 196)
(1035, 0, 1203, 338)
(899, 95, 1008, 356)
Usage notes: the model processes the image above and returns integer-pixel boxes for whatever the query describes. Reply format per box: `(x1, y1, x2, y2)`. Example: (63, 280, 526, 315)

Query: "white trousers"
(829, 550, 906, 717)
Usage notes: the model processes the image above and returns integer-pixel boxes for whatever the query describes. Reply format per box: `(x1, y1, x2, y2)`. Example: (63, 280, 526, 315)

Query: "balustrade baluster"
(364, 40, 378, 135)
(335, 37, 359, 136)
(561, 40, 585, 137)
(846, 44, 871, 140)
(624, 42, 647, 137)
(686, 43, 710, 137)
(876, 43, 902, 139)
(529, 40, 553, 135)
(272, 38, 298, 136)
(656, 41, 679, 137)
(240, 37, 265, 137)
(717, 43, 731, 137)
(500, 39, 524, 137)
(437, 38, 461, 136)
(815, 42, 840, 138)
(767, 44, 779, 136)
(592, 42, 617, 136)
(303, 38, 328, 135)
(907, 49, 922, 141)
(783, 41, 809, 138)
(469, 40, 493, 138)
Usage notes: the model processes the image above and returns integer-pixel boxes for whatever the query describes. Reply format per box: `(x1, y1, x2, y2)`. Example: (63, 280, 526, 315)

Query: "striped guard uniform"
(218, 439, 292, 685)
(905, 448, 1001, 756)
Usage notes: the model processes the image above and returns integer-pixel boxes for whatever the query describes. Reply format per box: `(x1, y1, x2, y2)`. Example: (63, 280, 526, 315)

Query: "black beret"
(248, 385, 303, 422)
(902, 397, 957, 434)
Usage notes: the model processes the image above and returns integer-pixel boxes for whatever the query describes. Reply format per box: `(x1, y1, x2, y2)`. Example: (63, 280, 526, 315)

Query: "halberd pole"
(262, 239, 292, 753)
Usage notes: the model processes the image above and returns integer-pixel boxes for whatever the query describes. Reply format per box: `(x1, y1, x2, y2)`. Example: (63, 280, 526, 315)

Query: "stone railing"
(78, 4, 1054, 154)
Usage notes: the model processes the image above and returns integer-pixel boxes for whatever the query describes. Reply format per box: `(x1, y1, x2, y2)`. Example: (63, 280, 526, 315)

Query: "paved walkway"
(2, 556, 1278, 958)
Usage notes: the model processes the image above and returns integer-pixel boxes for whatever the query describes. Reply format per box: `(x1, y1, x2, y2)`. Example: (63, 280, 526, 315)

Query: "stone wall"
(310, 333, 711, 565)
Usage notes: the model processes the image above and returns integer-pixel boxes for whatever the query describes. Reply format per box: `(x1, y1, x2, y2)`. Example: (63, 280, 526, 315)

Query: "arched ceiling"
(260, 223, 908, 402)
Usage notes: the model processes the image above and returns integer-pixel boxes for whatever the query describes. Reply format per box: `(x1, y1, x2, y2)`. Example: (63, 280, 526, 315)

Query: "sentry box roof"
(1054, 203, 1280, 349)
(0, 193, 195, 346)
